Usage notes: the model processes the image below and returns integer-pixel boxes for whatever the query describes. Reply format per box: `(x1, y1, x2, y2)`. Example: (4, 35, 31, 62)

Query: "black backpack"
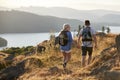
(59, 31, 69, 46)
(82, 27, 92, 41)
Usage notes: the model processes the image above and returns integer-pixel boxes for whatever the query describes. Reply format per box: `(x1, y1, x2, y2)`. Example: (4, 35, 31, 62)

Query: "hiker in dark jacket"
(77, 20, 97, 67)
(59, 24, 73, 69)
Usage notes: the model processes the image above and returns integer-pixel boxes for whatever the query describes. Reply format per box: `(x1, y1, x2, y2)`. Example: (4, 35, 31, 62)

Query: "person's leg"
(87, 47, 93, 65)
(62, 52, 67, 69)
(66, 52, 71, 63)
(81, 46, 87, 67)
(88, 55, 92, 65)
(68, 52, 71, 62)
(62, 52, 67, 63)
(81, 56, 86, 67)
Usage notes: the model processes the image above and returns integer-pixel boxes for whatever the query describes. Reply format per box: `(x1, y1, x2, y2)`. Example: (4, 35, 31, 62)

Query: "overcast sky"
(0, 0, 120, 11)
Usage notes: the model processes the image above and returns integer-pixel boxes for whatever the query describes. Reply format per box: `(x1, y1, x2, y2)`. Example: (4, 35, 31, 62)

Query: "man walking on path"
(77, 20, 97, 67)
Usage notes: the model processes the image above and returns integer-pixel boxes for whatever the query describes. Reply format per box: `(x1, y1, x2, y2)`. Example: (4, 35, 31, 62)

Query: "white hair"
(62, 23, 70, 31)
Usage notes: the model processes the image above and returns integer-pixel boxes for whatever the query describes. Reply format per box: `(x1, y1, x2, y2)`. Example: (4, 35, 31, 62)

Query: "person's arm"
(92, 28, 97, 48)
(93, 34, 97, 48)
(77, 34, 82, 48)
(66, 31, 73, 45)
(77, 29, 83, 48)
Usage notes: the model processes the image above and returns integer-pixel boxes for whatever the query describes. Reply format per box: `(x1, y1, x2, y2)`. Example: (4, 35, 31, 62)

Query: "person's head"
(85, 20, 90, 27)
(62, 23, 71, 31)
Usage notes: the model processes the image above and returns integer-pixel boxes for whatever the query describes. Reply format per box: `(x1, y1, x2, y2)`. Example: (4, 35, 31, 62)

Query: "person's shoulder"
(90, 27, 95, 31)
(66, 31, 71, 37)
(67, 31, 72, 34)
(90, 26, 94, 29)
(90, 27, 96, 34)
(80, 28, 84, 31)
(66, 31, 70, 34)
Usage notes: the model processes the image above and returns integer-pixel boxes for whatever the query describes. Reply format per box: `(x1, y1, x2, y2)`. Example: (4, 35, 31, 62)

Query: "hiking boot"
(63, 63, 67, 69)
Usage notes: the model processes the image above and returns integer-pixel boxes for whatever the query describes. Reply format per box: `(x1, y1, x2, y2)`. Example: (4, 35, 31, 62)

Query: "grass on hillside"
(0, 33, 119, 80)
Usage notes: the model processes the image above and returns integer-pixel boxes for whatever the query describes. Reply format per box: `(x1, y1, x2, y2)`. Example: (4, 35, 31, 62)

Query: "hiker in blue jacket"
(59, 24, 73, 69)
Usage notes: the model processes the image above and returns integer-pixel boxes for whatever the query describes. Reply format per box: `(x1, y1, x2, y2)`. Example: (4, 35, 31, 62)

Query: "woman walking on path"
(59, 24, 73, 69)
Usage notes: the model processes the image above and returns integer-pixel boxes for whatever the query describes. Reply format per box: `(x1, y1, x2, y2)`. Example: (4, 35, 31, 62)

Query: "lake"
(0, 32, 59, 50)
(0, 26, 119, 50)
(109, 26, 120, 34)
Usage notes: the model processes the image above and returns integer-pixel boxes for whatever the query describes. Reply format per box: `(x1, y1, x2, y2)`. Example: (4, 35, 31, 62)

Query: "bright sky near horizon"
(0, 0, 120, 11)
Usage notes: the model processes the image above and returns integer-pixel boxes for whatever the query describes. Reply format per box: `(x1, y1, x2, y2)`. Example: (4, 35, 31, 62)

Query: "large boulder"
(0, 57, 43, 80)
(103, 71, 120, 80)
(0, 52, 11, 71)
(115, 34, 120, 53)
(36, 45, 46, 53)
(0, 37, 7, 47)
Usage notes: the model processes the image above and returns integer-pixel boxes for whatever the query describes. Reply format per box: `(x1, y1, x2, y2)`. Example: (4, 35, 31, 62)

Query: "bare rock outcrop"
(0, 57, 43, 80)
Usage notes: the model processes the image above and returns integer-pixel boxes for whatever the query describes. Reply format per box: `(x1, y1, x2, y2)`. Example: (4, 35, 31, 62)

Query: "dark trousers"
(81, 46, 93, 56)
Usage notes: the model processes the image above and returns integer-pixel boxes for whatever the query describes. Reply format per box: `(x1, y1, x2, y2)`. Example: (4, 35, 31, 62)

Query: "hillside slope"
(16, 7, 120, 24)
(0, 10, 83, 33)
(0, 33, 120, 80)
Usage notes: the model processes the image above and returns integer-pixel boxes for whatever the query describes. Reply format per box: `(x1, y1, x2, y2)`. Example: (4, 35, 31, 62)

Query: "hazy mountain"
(96, 14, 120, 24)
(15, 7, 120, 24)
(15, 7, 99, 21)
(0, 6, 10, 10)
(0, 10, 83, 33)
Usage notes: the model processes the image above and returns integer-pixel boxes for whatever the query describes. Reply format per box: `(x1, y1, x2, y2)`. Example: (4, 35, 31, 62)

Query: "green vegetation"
(106, 27, 111, 33)
(102, 26, 105, 33)
(1, 46, 35, 56)
(76, 25, 82, 37)
(101, 26, 111, 34)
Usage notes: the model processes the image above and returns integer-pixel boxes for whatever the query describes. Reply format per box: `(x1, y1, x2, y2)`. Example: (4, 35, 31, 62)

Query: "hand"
(94, 44, 97, 49)
(77, 45, 80, 49)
